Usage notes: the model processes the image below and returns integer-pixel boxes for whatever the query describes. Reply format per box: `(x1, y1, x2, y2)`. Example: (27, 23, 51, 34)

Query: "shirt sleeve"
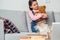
(28, 11, 42, 20)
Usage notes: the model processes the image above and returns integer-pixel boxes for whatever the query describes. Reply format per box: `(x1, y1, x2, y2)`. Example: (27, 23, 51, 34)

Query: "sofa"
(0, 9, 60, 40)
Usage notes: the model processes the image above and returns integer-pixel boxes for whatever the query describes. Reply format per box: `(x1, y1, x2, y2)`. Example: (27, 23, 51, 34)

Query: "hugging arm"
(29, 11, 42, 20)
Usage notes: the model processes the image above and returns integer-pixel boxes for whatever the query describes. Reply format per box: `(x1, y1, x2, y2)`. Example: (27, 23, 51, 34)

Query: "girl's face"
(30, 1, 38, 10)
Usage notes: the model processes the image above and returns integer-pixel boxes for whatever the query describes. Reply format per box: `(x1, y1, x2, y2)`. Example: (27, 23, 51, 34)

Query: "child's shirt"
(28, 10, 42, 21)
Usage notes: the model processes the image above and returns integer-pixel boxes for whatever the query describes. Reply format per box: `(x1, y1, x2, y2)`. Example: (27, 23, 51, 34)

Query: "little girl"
(28, 0, 51, 39)
(28, 0, 47, 32)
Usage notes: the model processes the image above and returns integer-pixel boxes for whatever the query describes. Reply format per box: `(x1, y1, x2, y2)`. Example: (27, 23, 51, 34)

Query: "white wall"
(0, 0, 29, 11)
(0, 0, 60, 12)
(38, 0, 60, 12)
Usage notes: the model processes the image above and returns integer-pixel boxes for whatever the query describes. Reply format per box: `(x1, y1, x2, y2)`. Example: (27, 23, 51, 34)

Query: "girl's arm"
(29, 11, 42, 20)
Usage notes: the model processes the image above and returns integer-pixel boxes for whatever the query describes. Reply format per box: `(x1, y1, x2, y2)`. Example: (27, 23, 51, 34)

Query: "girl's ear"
(29, 6, 33, 10)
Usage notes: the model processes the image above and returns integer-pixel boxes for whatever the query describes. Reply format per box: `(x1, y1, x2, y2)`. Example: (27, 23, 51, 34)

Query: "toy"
(35, 5, 47, 22)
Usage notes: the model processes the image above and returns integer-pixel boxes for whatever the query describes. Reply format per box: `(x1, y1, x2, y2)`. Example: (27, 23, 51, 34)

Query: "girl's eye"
(34, 4, 36, 6)
(34, 3, 38, 6)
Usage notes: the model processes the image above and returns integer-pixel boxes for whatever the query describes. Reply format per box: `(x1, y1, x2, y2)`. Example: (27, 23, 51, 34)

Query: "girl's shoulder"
(28, 10, 33, 14)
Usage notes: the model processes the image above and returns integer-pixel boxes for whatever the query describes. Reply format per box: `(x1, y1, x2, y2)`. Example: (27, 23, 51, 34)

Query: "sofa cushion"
(54, 12, 60, 22)
(0, 9, 28, 32)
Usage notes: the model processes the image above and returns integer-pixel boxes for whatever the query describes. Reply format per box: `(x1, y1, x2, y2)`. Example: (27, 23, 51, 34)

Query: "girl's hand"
(42, 13, 48, 18)
(35, 13, 43, 18)
(34, 10, 40, 13)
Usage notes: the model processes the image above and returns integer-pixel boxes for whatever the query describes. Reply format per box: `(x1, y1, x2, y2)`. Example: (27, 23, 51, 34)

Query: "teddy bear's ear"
(38, 6, 45, 10)
(43, 5, 46, 8)
(38, 5, 46, 13)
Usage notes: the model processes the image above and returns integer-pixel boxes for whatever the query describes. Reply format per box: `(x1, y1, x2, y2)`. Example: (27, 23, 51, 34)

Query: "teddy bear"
(35, 5, 47, 22)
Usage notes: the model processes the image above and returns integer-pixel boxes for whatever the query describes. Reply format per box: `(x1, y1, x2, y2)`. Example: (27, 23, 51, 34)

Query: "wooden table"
(20, 34, 46, 40)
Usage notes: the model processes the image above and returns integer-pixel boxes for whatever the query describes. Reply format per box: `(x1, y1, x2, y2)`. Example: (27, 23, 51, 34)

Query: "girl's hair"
(28, 0, 37, 10)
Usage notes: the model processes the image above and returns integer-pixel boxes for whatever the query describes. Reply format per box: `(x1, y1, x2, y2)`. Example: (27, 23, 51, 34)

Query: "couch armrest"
(51, 22, 60, 40)
(52, 22, 60, 24)
(52, 22, 60, 29)
(0, 19, 4, 40)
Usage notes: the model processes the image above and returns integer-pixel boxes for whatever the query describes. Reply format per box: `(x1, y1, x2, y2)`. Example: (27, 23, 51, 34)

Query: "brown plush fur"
(35, 5, 46, 22)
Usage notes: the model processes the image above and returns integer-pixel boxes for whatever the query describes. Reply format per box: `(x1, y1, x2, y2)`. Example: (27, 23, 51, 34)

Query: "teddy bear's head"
(35, 6, 46, 22)
(39, 5, 46, 13)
